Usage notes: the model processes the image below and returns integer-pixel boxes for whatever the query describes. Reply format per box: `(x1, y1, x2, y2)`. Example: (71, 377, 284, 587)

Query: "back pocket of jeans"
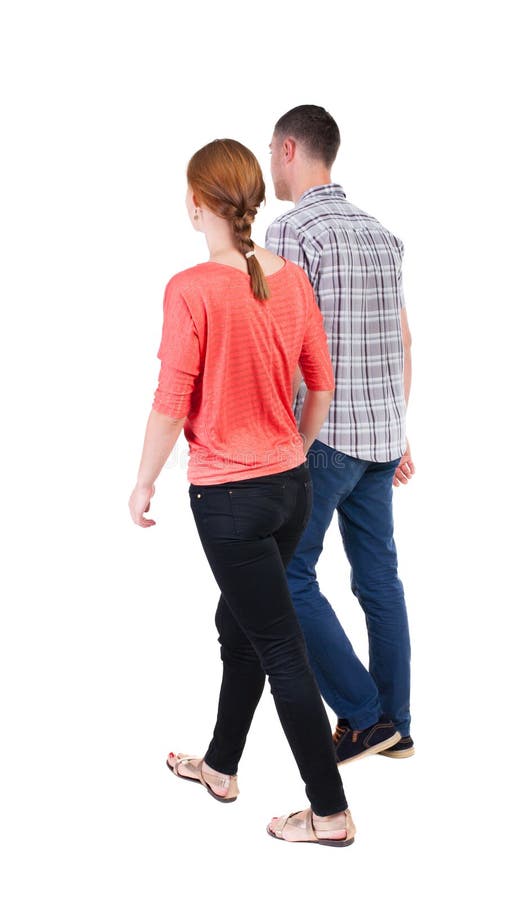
(189, 486, 234, 533)
(227, 483, 286, 538)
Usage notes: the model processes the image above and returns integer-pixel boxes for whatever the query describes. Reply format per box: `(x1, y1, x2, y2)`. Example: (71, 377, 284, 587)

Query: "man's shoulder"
(267, 197, 404, 257)
(340, 200, 404, 249)
(268, 196, 395, 234)
(267, 206, 303, 231)
(266, 206, 323, 247)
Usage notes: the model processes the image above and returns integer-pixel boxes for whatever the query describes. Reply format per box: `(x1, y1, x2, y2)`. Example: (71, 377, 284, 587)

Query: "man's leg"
(337, 458, 411, 737)
(286, 440, 382, 730)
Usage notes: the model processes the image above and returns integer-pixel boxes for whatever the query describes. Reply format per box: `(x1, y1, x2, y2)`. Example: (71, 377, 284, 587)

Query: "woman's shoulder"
(276, 258, 314, 299)
(165, 257, 311, 296)
(165, 263, 214, 293)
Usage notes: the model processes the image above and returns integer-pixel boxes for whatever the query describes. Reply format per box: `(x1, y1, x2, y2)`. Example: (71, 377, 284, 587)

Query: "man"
(265, 105, 415, 764)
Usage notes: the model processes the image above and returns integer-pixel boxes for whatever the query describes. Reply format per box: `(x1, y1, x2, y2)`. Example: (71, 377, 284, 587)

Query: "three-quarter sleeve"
(152, 279, 202, 419)
(298, 282, 335, 391)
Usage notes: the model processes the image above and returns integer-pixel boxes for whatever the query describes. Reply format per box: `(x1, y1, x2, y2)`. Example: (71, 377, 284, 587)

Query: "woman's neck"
(204, 220, 239, 260)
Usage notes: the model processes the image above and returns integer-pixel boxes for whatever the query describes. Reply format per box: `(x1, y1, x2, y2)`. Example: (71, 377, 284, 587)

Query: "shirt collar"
(296, 183, 347, 204)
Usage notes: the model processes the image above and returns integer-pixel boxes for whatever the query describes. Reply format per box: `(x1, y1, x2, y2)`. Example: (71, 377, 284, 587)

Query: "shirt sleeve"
(265, 218, 318, 283)
(152, 279, 202, 419)
(298, 280, 335, 391)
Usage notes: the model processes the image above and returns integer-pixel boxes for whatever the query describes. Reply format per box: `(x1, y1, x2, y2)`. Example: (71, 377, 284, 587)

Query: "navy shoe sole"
(378, 744, 415, 759)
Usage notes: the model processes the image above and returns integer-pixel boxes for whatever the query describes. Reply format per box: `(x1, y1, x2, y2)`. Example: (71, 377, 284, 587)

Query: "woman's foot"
(268, 810, 347, 840)
(198, 760, 231, 797)
(267, 808, 355, 845)
(167, 752, 239, 802)
(312, 810, 349, 840)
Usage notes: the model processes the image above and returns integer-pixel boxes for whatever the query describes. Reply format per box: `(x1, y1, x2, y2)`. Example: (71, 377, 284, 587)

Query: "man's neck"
(291, 170, 333, 204)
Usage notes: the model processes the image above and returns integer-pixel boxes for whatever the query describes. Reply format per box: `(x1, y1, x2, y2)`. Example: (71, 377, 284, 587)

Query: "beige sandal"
(267, 807, 355, 847)
(166, 752, 239, 803)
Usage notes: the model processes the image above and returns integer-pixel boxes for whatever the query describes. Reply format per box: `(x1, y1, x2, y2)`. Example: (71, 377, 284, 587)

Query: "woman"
(128, 139, 355, 847)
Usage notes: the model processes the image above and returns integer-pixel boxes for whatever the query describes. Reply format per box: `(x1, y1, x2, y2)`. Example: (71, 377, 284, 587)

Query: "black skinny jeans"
(188, 460, 347, 817)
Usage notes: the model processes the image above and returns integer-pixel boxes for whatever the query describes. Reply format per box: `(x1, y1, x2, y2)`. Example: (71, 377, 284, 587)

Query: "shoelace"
(332, 723, 348, 744)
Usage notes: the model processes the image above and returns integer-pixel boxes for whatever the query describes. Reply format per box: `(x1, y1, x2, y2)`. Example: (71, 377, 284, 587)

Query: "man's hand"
(393, 441, 415, 487)
(129, 483, 156, 527)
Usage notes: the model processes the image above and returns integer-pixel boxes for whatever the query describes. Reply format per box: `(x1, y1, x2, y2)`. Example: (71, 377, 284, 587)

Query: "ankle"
(313, 810, 347, 824)
(312, 810, 348, 839)
(201, 760, 230, 796)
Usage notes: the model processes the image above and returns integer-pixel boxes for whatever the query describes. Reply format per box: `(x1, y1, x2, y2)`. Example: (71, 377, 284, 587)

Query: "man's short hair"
(274, 105, 340, 168)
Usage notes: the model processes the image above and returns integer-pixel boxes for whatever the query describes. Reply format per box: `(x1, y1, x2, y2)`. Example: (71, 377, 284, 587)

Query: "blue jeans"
(286, 440, 411, 736)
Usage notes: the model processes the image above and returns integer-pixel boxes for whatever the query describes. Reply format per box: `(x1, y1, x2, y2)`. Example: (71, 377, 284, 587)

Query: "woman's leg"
(189, 466, 347, 816)
(203, 594, 265, 774)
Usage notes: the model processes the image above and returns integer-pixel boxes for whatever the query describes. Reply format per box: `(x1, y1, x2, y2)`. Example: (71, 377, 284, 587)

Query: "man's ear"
(283, 138, 296, 163)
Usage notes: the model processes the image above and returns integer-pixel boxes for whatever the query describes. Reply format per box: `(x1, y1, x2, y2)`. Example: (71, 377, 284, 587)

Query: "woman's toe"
(168, 752, 188, 776)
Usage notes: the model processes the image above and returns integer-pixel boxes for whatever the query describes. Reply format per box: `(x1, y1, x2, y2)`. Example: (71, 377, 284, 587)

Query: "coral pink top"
(152, 258, 335, 485)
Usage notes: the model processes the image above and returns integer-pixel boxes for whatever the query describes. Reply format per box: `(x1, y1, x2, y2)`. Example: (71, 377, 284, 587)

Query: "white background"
(1, 1, 514, 897)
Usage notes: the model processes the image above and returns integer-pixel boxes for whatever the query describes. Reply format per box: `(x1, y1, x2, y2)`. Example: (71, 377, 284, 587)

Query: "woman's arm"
(298, 389, 334, 454)
(129, 278, 203, 526)
(297, 278, 335, 452)
(128, 409, 186, 527)
(292, 365, 303, 402)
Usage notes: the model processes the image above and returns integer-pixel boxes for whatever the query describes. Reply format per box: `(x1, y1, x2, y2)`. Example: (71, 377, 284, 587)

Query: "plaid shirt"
(265, 184, 406, 462)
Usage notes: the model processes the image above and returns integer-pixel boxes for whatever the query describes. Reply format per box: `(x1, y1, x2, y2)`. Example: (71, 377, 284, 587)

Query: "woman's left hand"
(129, 483, 156, 527)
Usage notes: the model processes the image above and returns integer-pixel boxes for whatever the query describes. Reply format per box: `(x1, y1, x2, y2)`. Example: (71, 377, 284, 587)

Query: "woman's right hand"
(128, 483, 156, 527)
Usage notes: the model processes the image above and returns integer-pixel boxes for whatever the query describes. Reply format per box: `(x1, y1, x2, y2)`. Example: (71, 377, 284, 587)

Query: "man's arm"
(393, 307, 415, 487)
(401, 307, 412, 407)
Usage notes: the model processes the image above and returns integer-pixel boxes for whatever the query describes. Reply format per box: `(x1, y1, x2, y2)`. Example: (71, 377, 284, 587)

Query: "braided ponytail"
(232, 210, 270, 301)
(187, 139, 270, 301)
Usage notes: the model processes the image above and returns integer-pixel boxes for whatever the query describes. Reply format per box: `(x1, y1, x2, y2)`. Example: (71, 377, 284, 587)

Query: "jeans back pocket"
(227, 482, 287, 538)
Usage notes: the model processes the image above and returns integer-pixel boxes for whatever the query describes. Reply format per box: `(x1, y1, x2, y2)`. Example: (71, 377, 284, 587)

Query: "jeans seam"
(226, 489, 241, 536)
